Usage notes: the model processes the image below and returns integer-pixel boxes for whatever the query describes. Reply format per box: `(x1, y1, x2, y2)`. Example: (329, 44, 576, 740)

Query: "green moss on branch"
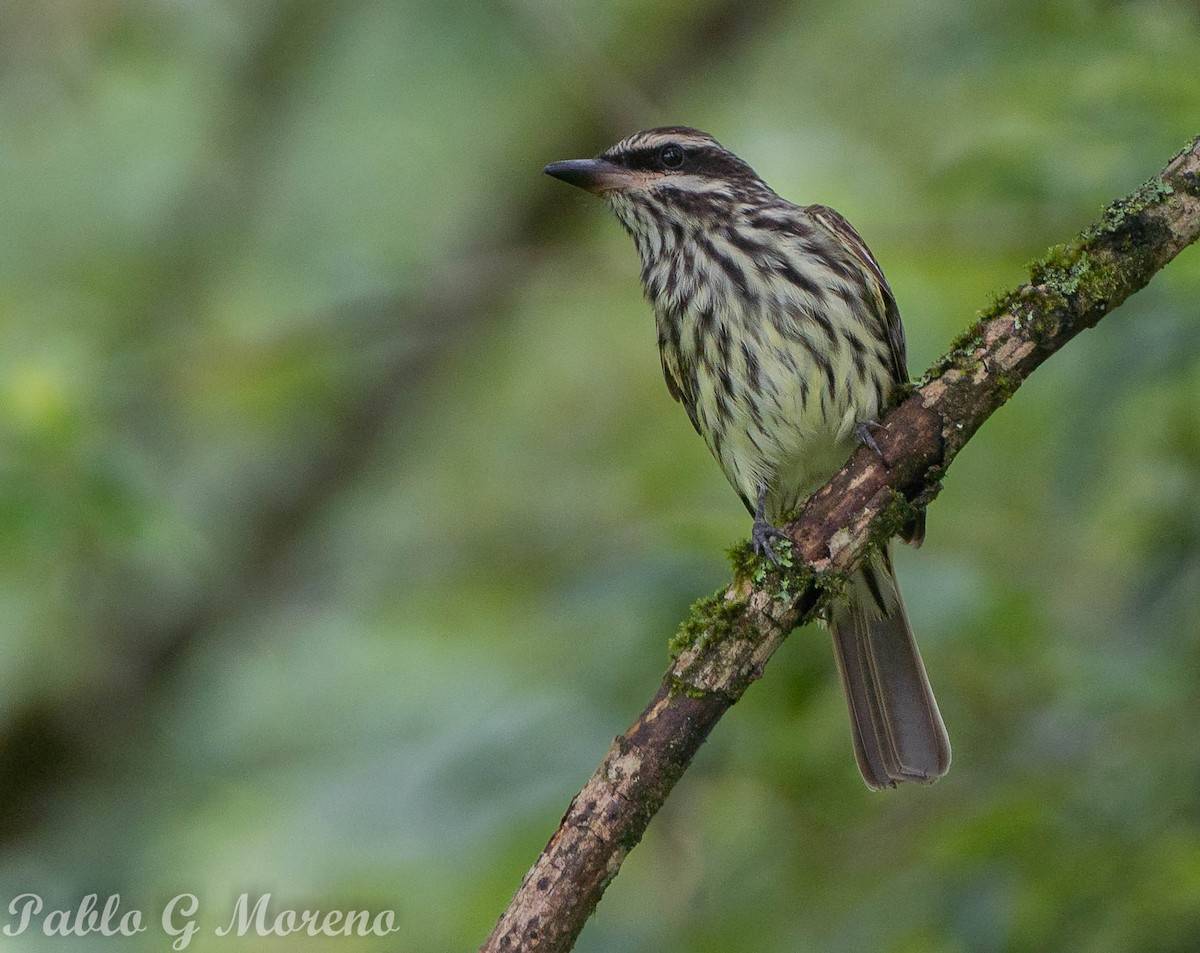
(668, 588, 746, 660)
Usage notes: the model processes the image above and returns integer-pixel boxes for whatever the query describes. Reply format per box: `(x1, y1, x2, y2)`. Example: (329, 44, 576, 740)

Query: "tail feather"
(829, 546, 950, 790)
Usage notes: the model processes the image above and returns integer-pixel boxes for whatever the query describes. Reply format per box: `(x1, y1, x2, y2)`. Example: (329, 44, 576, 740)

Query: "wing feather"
(806, 204, 909, 386)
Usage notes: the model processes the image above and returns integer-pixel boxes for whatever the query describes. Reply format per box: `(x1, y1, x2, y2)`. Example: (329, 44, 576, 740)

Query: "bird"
(544, 126, 950, 789)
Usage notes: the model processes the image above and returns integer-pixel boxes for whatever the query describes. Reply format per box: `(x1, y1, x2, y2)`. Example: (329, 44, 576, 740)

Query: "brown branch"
(480, 136, 1200, 953)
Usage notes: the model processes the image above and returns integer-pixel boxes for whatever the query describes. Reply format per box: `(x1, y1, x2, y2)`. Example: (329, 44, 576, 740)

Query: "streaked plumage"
(545, 127, 950, 789)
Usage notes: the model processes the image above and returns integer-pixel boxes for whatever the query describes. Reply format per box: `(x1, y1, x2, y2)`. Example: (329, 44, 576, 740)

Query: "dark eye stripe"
(603, 143, 760, 185)
(605, 147, 668, 170)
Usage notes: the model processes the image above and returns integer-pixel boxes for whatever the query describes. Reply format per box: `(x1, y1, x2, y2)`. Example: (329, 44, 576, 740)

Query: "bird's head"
(544, 127, 772, 239)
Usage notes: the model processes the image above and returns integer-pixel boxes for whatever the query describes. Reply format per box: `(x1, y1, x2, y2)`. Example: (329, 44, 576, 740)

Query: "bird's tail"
(829, 546, 951, 790)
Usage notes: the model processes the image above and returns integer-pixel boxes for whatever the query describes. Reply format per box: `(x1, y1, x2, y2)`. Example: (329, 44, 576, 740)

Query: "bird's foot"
(751, 484, 793, 568)
(751, 517, 791, 568)
(855, 420, 887, 463)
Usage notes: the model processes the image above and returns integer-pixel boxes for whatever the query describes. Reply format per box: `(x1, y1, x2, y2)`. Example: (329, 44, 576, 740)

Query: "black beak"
(543, 158, 630, 194)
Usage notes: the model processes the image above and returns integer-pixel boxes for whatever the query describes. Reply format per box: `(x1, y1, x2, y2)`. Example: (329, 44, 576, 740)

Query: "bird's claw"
(751, 484, 791, 568)
(751, 518, 791, 569)
(855, 420, 886, 462)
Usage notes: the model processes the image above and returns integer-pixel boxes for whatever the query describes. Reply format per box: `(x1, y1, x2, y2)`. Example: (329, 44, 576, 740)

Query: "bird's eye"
(659, 145, 685, 169)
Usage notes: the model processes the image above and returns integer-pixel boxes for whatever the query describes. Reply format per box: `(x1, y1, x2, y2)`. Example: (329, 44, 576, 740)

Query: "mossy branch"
(480, 135, 1200, 953)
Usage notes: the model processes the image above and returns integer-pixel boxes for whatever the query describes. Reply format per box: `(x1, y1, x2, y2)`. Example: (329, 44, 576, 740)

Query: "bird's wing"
(809, 204, 923, 545)
(806, 204, 909, 385)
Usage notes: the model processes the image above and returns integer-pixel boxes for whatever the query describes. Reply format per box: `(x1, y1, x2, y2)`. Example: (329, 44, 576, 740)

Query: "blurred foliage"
(0, 0, 1199, 950)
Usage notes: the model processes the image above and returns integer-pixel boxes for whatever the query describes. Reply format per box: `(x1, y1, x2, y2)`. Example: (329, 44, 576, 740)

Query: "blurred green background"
(1, 0, 1199, 950)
